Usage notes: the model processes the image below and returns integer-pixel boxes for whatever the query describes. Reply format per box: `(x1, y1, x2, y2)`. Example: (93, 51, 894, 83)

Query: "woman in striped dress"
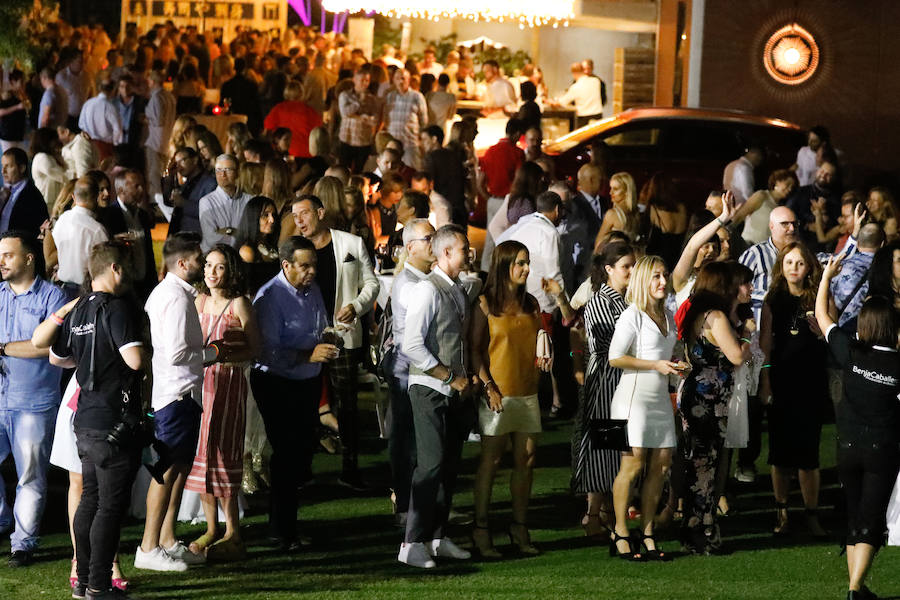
(185, 244, 259, 560)
(572, 242, 635, 537)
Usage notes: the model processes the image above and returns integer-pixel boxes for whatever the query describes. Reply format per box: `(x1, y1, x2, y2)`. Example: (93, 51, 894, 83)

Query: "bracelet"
(442, 369, 454, 385)
(760, 364, 771, 369)
(51, 313, 64, 326)
(716, 216, 726, 226)
(740, 337, 751, 344)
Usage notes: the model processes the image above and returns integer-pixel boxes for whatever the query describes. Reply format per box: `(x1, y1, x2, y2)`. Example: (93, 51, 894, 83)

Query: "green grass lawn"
(1, 405, 899, 599)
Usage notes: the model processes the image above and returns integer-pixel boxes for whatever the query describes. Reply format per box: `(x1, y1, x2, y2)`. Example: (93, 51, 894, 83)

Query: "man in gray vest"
(399, 224, 472, 568)
(388, 219, 435, 528)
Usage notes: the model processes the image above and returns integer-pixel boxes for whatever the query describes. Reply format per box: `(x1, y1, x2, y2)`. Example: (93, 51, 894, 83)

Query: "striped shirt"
(740, 235, 858, 322)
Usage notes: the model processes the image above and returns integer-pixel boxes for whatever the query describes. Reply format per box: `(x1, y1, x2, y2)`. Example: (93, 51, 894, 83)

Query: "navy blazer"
(6, 180, 49, 238)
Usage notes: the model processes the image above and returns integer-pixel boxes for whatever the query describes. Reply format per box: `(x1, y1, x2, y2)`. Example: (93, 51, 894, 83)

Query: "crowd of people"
(0, 16, 897, 600)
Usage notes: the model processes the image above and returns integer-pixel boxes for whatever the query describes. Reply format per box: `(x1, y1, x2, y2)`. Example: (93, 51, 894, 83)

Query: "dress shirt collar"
(532, 212, 556, 228)
(740, 156, 753, 168)
(70, 204, 96, 219)
(433, 265, 457, 286)
(216, 185, 242, 201)
(0, 275, 39, 297)
(275, 269, 310, 298)
(404, 264, 427, 279)
(164, 271, 199, 298)
(7, 178, 26, 196)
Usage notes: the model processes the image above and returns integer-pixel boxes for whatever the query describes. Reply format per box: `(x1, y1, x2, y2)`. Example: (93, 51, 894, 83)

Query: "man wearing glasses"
(198, 154, 251, 251)
(386, 219, 435, 527)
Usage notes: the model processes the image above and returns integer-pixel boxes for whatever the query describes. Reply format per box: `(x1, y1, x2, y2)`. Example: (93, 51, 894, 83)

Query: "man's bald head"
(73, 176, 99, 210)
(577, 163, 602, 196)
(769, 206, 798, 247)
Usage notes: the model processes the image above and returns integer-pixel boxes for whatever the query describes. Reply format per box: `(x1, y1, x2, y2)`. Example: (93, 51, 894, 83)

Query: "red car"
(545, 107, 806, 209)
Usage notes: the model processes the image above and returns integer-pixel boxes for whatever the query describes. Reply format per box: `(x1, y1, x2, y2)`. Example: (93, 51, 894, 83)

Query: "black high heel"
(508, 521, 539, 556)
(640, 533, 672, 561)
(609, 531, 643, 561)
(471, 523, 502, 559)
(804, 507, 828, 538)
(773, 501, 789, 536)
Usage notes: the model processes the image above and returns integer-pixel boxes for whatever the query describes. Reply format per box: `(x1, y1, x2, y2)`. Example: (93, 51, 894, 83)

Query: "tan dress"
(479, 311, 542, 436)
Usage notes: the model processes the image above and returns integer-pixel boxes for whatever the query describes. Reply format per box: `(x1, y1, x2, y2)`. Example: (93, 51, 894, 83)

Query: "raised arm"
(673, 191, 734, 292)
(815, 253, 844, 335)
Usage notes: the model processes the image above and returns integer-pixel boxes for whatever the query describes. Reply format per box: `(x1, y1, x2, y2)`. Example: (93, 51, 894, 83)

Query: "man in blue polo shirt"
(0, 231, 66, 567)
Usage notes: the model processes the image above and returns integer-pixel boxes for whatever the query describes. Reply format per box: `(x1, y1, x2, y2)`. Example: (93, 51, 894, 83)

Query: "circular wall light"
(763, 24, 820, 85)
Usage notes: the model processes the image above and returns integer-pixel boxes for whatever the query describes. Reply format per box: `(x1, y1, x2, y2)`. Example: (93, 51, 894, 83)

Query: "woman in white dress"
(608, 255, 684, 561)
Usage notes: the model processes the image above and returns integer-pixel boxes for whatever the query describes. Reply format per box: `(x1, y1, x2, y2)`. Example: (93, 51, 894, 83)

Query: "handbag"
(590, 311, 642, 451)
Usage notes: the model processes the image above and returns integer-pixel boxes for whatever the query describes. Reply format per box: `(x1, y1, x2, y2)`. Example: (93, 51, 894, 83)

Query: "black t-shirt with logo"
(51, 292, 144, 431)
(827, 325, 900, 446)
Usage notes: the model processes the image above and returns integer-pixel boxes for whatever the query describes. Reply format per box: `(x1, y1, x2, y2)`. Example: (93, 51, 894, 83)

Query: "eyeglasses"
(215, 167, 236, 174)
(408, 234, 433, 244)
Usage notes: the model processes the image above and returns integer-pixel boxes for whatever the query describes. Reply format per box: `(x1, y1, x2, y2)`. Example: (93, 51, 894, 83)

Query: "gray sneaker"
(164, 541, 206, 565)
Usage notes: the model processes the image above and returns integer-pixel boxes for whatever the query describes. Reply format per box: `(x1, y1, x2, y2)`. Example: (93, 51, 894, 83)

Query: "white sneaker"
(165, 541, 206, 565)
(735, 467, 756, 483)
(134, 546, 188, 572)
(397, 542, 436, 568)
(429, 537, 471, 560)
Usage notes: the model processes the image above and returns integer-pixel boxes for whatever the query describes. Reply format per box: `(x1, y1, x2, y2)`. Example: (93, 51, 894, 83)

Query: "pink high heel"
(69, 558, 77, 589)
(111, 560, 128, 591)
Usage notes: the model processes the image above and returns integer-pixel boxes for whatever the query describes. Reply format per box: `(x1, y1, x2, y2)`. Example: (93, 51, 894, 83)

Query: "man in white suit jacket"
(292, 195, 379, 489)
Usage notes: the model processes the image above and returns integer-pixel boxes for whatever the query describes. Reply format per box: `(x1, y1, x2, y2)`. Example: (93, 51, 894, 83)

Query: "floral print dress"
(679, 330, 734, 547)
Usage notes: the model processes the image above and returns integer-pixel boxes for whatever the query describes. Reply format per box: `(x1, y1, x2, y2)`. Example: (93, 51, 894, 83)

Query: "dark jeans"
(838, 441, 900, 547)
(250, 370, 320, 542)
(404, 385, 467, 543)
(74, 428, 140, 591)
(388, 373, 415, 513)
(328, 349, 361, 477)
(338, 142, 372, 174)
(738, 394, 763, 471)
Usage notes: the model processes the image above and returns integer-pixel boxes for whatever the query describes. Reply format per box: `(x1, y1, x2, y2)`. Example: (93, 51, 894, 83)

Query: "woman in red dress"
(185, 244, 259, 560)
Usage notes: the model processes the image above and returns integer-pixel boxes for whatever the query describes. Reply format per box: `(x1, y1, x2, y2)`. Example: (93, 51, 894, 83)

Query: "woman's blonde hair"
(238, 162, 265, 196)
(284, 80, 303, 101)
(308, 126, 330, 157)
(610, 171, 636, 212)
(625, 255, 669, 313)
(262, 159, 292, 210)
(313, 175, 344, 228)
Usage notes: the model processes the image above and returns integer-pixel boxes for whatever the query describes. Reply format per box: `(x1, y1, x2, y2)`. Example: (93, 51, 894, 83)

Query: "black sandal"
(640, 533, 672, 561)
(773, 501, 789, 536)
(609, 531, 643, 561)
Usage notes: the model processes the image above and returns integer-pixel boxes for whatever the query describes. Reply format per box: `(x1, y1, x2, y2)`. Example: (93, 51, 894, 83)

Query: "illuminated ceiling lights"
(763, 23, 820, 85)
(319, 1, 575, 28)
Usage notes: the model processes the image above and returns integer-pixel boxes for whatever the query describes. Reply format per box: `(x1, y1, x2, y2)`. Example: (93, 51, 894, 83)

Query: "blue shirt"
(115, 97, 135, 143)
(0, 277, 66, 411)
(831, 250, 875, 328)
(0, 179, 27, 232)
(253, 271, 327, 381)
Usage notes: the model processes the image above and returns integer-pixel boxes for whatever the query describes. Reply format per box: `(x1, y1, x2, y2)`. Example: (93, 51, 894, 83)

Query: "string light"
(320, 1, 575, 27)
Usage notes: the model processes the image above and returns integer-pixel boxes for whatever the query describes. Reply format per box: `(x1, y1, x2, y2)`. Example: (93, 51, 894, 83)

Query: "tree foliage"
(0, 0, 59, 69)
